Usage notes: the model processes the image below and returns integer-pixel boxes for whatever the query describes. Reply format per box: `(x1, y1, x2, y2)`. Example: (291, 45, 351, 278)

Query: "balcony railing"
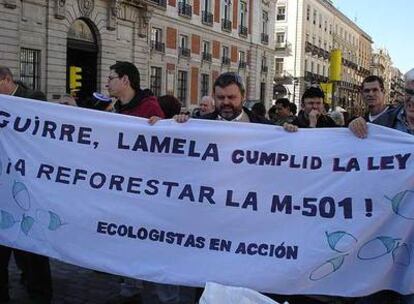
(202, 52, 212, 62)
(276, 14, 286, 21)
(179, 47, 191, 58)
(201, 10, 213, 25)
(239, 25, 248, 37)
(222, 56, 231, 65)
(261, 33, 269, 44)
(151, 40, 165, 53)
(238, 61, 247, 69)
(275, 42, 287, 50)
(178, 2, 192, 18)
(147, 0, 167, 7)
(221, 18, 232, 32)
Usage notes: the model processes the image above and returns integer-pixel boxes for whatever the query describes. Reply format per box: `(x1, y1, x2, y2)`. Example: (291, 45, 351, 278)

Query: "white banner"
(0, 94, 414, 297)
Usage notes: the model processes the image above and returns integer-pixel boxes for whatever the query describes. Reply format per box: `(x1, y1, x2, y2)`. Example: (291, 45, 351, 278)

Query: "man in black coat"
(0, 66, 52, 304)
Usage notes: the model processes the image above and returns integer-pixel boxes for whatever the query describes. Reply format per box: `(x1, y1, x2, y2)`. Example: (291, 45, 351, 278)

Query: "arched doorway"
(66, 19, 99, 108)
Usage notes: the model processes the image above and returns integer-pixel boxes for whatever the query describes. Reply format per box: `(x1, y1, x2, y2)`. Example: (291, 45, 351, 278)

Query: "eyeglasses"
(107, 75, 120, 81)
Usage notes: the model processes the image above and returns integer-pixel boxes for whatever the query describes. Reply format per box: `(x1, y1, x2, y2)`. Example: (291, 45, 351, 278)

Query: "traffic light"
(69, 66, 82, 91)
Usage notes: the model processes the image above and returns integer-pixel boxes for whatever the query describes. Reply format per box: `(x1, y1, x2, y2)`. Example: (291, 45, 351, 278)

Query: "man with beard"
(174, 72, 271, 124)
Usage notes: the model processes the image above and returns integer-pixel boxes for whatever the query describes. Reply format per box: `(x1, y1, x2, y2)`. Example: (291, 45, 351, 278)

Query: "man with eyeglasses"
(106, 61, 164, 119)
(105, 62, 165, 304)
(0, 66, 53, 304)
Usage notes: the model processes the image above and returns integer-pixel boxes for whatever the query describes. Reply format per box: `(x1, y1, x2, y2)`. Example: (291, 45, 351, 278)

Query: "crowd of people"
(0, 61, 413, 304)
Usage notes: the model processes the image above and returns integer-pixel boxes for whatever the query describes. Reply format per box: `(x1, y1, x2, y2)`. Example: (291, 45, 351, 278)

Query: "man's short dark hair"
(301, 87, 324, 103)
(275, 98, 290, 108)
(362, 75, 384, 91)
(289, 102, 297, 115)
(213, 72, 245, 97)
(110, 61, 140, 91)
(0, 66, 13, 80)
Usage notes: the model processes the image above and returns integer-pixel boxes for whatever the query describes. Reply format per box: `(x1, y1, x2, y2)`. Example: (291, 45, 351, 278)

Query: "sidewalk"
(7, 256, 122, 304)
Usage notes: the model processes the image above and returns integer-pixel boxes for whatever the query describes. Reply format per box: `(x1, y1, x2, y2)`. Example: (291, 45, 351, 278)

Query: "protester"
(348, 69, 414, 304)
(158, 95, 182, 119)
(251, 102, 267, 120)
(107, 61, 164, 119)
(0, 66, 53, 304)
(348, 76, 391, 135)
(105, 61, 165, 304)
(173, 72, 271, 124)
(272, 98, 296, 126)
(289, 102, 297, 116)
(199, 95, 215, 116)
(284, 87, 336, 131)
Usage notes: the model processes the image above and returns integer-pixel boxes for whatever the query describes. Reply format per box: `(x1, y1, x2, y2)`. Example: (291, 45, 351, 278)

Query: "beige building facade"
(0, 0, 276, 110)
(273, 0, 372, 113)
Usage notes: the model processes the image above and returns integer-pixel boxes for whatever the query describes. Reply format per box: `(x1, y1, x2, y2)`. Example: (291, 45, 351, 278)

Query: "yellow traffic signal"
(69, 66, 82, 90)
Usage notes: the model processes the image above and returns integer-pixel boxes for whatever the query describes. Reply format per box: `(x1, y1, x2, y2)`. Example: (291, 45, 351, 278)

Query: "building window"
(239, 0, 248, 36)
(262, 11, 269, 35)
(260, 83, 266, 102)
(202, 40, 212, 61)
(277, 6, 286, 21)
(276, 32, 285, 44)
(223, 0, 232, 20)
(201, 73, 209, 97)
(202, 0, 213, 25)
(151, 27, 165, 52)
(20, 48, 41, 91)
(313, 9, 317, 25)
(275, 58, 284, 74)
(177, 70, 188, 105)
(222, 46, 230, 65)
(238, 50, 246, 69)
(304, 59, 308, 72)
(150, 67, 162, 96)
(179, 34, 190, 57)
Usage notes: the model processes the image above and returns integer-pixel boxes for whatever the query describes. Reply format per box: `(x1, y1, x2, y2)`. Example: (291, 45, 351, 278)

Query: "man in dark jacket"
(174, 72, 272, 124)
(0, 66, 52, 304)
(291, 86, 336, 128)
(107, 61, 164, 119)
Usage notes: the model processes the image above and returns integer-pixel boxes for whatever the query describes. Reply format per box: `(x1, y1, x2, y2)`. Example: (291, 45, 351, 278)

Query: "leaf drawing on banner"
(309, 254, 347, 281)
(36, 209, 66, 231)
(357, 236, 399, 260)
(12, 181, 31, 211)
(20, 214, 35, 235)
(385, 190, 414, 220)
(326, 231, 357, 253)
(392, 243, 411, 267)
(0, 210, 17, 229)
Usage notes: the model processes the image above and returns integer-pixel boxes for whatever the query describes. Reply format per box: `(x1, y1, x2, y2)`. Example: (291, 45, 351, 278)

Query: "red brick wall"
(193, 0, 200, 15)
(168, 0, 176, 7)
(231, 45, 238, 62)
(166, 27, 177, 49)
(192, 34, 201, 54)
(212, 40, 220, 59)
(214, 0, 220, 23)
(233, 0, 238, 29)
